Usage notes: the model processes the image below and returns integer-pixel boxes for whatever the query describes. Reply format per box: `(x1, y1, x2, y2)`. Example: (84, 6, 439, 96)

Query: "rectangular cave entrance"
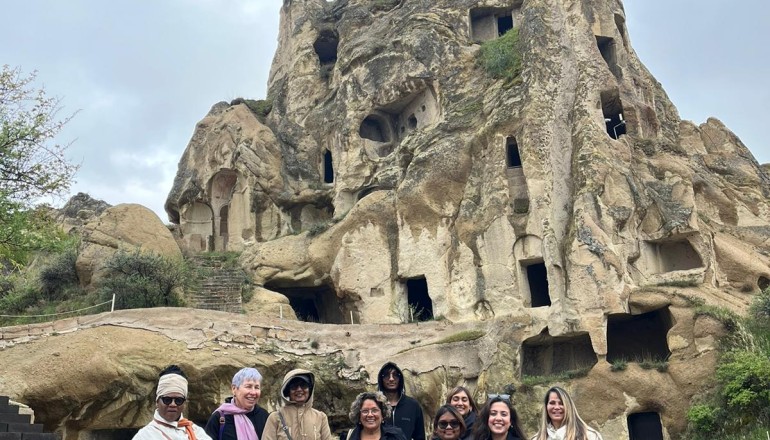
(522, 259, 550, 307)
(404, 276, 433, 322)
(628, 412, 664, 440)
(521, 330, 597, 376)
(601, 89, 626, 139)
(595, 35, 620, 79)
(656, 239, 704, 273)
(264, 283, 344, 324)
(607, 307, 672, 363)
(506, 136, 522, 168)
(470, 7, 515, 42)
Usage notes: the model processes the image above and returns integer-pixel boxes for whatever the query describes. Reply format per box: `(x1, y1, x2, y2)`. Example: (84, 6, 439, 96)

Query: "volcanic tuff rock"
(3, 0, 769, 439)
(158, 0, 770, 436)
(76, 204, 182, 286)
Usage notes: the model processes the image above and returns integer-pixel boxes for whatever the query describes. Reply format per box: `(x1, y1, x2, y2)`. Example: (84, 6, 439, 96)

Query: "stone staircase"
(185, 255, 246, 313)
(0, 396, 54, 440)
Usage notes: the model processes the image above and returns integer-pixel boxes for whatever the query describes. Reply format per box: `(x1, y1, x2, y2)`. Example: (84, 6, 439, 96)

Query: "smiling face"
(450, 391, 471, 417)
(288, 379, 310, 404)
(487, 402, 511, 438)
(359, 398, 383, 432)
(435, 412, 462, 440)
(232, 379, 261, 411)
(546, 392, 565, 428)
(156, 392, 185, 422)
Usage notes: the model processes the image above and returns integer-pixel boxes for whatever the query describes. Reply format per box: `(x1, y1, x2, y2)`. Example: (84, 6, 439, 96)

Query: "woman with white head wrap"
(133, 365, 212, 440)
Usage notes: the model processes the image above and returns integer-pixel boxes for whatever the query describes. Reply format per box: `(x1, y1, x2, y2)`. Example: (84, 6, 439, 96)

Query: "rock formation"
(76, 204, 182, 287)
(2, 0, 769, 439)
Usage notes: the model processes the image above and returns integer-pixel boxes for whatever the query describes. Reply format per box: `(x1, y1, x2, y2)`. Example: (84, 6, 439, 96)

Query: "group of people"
(133, 363, 602, 440)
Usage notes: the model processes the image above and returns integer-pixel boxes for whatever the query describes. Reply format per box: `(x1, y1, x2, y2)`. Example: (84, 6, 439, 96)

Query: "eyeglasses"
(438, 420, 461, 430)
(487, 394, 511, 402)
(159, 396, 186, 405)
(361, 409, 381, 416)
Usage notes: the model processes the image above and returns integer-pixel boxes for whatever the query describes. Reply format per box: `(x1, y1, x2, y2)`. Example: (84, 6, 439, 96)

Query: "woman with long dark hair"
(472, 396, 526, 440)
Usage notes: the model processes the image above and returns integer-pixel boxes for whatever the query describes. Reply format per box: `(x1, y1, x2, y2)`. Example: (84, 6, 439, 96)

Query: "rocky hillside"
(2, 0, 769, 439)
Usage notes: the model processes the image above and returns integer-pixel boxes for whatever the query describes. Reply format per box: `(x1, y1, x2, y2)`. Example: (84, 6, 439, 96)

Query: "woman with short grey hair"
(205, 367, 269, 440)
(343, 392, 406, 440)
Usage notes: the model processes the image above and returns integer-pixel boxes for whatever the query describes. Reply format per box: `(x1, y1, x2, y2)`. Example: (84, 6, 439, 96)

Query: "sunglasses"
(159, 396, 186, 405)
(438, 420, 461, 430)
(487, 394, 511, 402)
(380, 371, 402, 379)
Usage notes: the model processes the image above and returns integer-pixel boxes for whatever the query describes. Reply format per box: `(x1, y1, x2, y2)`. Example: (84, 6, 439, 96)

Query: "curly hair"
(349, 391, 391, 424)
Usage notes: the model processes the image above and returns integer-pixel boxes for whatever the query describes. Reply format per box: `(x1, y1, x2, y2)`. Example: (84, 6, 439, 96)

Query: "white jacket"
(133, 410, 212, 440)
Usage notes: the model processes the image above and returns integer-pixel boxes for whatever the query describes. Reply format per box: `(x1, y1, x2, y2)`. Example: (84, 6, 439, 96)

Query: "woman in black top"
(205, 368, 269, 440)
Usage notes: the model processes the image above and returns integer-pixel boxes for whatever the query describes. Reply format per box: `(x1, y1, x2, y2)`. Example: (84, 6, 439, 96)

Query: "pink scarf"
(215, 403, 258, 440)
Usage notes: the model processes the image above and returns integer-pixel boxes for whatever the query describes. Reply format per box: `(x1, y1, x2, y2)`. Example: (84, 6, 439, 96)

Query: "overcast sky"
(1, 1, 767, 222)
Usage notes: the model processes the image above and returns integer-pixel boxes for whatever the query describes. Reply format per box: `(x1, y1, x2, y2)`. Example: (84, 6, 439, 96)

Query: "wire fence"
(0, 295, 115, 326)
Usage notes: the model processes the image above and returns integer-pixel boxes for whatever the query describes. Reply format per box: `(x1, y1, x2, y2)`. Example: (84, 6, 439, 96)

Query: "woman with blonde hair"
(530, 387, 602, 440)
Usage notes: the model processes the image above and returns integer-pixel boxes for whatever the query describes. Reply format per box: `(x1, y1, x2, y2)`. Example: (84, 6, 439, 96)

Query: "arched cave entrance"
(521, 329, 598, 377)
(264, 283, 344, 324)
(404, 277, 433, 322)
(313, 29, 338, 80)
(607, 307, 672, 363)
(360, 114, 392, 143)
(219, 205, 229, 236)
(323, 149, 334, 184)
(628, 412, 664, 440)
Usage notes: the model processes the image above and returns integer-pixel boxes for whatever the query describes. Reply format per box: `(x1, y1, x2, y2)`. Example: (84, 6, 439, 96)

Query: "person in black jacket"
(343, 391, 406, 440)
(376, 362, 425, 440)
(205, 367, 269, 440)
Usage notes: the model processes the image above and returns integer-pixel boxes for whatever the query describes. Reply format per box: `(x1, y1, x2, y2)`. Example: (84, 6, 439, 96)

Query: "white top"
(533, 424, 603, 440)
(133, 410, 212, 440)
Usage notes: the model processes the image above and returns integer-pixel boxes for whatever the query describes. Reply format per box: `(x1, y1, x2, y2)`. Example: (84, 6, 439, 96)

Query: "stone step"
(21, 434, 57, 440)
(0, 433, 21, 440)
(0, 423, 43, 433)
(0, 415, 30, 424)
(0, 405, 18, 415)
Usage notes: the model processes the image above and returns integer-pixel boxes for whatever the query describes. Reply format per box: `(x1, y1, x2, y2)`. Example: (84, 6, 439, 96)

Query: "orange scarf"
(154, 418, 198, 440)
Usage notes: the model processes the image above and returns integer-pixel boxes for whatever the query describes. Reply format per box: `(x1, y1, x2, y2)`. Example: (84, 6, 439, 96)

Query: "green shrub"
(478, 28, 522, 84)
(687, 404, 719, 434)
(716, 350, 770, 413)
(100, 250, 191, 310)
(610, 359, 627, 372)
(750, 289, 770, 321)
(38, 245, 79, 301)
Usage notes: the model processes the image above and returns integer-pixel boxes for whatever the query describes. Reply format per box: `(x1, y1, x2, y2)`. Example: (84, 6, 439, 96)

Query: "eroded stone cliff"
(2, 0, 769, 439)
